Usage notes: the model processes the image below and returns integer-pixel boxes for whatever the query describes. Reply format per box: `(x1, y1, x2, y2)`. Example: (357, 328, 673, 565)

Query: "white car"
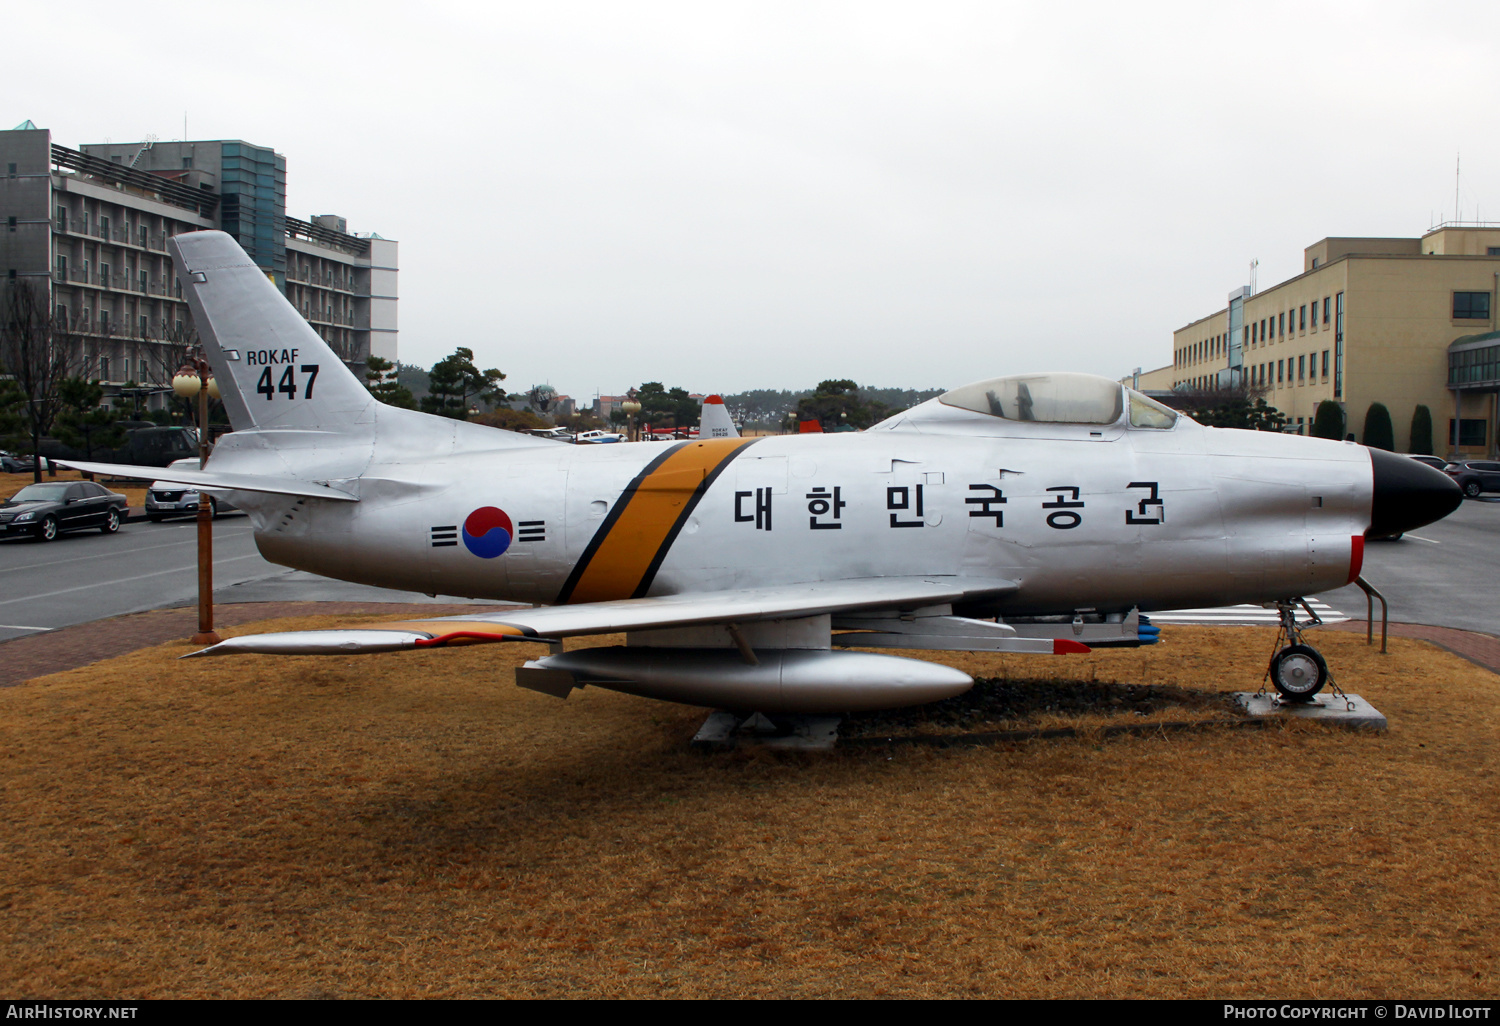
(145, 458, 237, 521)
(573, 429, 626, 443)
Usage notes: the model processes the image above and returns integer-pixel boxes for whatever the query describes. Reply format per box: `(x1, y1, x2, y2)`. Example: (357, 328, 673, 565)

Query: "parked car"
(1444, 460, 1500, 498)
(145, 458, 238, 521)
(0, 451, 52, 473)
(0, 480, 128, 540)
(1407, 455, 1450, 471)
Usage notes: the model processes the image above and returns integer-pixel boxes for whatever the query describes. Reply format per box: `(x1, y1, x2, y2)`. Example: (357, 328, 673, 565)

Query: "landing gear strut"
(1261, 599, 1347, 705)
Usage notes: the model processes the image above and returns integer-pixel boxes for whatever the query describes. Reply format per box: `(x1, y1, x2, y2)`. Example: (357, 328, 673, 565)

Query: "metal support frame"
(1353, 576, 1388, 654)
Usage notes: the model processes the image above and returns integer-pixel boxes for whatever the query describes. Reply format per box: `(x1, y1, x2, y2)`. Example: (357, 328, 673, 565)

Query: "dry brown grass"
(3, 470, 149, 507)
(2, 621, 1497, 999)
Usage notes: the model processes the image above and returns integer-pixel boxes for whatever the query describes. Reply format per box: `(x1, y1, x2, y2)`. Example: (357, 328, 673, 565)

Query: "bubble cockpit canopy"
(937, 372, 1178, 429)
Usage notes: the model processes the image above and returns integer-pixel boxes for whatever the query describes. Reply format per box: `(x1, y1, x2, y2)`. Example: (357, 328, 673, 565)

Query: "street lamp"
(622, 389, 641, 443)
(173, 351, 221, 645)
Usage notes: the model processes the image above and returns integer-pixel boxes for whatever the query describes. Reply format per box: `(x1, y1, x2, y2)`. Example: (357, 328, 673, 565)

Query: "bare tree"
(130, 320, 201, 423)
(0, 282, 81, 482)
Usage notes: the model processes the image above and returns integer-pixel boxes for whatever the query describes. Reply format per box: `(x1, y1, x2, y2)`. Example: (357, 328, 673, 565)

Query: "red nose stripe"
(1053, 639, 1091, 654)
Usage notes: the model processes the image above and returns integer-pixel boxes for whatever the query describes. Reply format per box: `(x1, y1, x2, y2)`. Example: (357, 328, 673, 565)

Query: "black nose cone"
(1368, 448, 1463, 536)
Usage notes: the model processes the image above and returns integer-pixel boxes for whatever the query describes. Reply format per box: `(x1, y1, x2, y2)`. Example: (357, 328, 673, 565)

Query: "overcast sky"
(13, 1, 1500, 400)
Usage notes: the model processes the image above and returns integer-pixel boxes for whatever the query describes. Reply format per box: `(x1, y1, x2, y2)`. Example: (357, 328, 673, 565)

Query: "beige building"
(1170, 226, 1500, 455)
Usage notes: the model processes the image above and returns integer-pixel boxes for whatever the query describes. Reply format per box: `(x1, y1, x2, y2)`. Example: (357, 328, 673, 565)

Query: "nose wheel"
(1262, 599, 1347, 705)
(1270, 644, 1328, 700)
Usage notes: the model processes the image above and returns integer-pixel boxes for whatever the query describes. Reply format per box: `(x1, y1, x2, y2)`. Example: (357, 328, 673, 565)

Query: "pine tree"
(54, 379, 127, 460)
(365, 356, 417, 410)
(1409, 405, 1433, 455)
(1311, 400, 1345, 440)
(1363, 403, 1395, 451)
(419, 348, 505, 420)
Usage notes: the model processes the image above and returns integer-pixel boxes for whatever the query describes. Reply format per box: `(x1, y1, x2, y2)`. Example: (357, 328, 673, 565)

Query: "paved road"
(1323, 496, 1500, 635)
(3, 496, 1496, 646)
(0, 514, 495, 644)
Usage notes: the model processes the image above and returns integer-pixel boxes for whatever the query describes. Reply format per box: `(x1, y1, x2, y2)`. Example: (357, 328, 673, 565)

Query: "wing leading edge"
(183, 576, 1020, 658)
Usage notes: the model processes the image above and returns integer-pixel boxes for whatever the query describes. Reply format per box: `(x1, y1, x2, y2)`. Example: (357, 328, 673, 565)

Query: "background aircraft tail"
(170, 231, 379, 436)
(699, 394, 739, 439)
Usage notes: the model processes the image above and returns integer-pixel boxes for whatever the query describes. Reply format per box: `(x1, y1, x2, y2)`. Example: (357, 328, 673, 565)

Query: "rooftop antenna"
(1455, 151, 1460, 224)
(1249, 258, 1258, 295)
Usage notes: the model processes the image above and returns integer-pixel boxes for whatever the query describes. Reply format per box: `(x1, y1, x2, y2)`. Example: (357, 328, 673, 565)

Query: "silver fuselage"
(225, 410, 1370, 616)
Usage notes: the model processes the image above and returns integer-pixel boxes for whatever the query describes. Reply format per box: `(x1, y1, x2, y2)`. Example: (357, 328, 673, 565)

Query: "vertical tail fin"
(699, 394, 738, 439)
(169, 231, 376, 435)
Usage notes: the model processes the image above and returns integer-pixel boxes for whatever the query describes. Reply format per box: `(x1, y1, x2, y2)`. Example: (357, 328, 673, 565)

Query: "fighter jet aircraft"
(63, 231, 1462, 713)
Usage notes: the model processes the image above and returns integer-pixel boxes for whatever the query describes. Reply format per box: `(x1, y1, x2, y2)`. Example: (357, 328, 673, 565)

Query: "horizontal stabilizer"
(55, 460, 359, 502)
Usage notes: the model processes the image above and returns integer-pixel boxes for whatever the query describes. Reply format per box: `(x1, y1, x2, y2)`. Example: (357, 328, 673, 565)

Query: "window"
(1299, 355, 1306, 381)
(1259, 318, 1267, 342)
(100, 356, 109, 379)
(1454, 292, 1492, 320)
(1323, 297, 1330, 324)
(1450, 419, 1488, 447)
(6, 162, 15, 175)
(1279, 312, 1285, 337)
(56, 305, 67, 328)
(1300, 305, 1307, 331)
(1488, 247, 1500, 256)
(1322, 350, 1329, 378)
(1278, 360, 1285, 384)
(138, 315, 148, 338)
(1335, 292, 1344, 343)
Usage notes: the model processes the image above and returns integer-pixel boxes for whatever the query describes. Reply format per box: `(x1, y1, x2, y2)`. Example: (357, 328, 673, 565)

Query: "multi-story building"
(1169, 226, 1500, 454)
(0, 123, 396, 411)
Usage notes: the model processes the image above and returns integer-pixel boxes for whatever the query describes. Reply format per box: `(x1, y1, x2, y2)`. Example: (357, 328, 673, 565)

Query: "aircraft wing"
(184, 576, 1019, 657)
(55, 460, 359, 502)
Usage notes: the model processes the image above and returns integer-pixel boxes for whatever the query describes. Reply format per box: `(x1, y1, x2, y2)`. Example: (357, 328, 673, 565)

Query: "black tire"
(101, 508, 121, 534)
(34, 515, 58, 542)
(147, 514, 163, 523)
(207, 498, 217, 518)
(1271, 644, 1328, 702)
(1464, 480, 1482, 498)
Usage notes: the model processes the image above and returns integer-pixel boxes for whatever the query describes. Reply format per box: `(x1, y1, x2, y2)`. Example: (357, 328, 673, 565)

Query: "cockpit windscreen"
(940, 373, 1125, 425)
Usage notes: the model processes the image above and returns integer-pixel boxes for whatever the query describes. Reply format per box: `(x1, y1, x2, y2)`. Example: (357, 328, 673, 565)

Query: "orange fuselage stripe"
(564, 437, 757, 604)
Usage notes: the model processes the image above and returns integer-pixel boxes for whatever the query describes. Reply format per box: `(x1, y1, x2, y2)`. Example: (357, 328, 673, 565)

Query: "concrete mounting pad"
(1233, 692, 1388, 731)
(692, 711, 842, 751)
